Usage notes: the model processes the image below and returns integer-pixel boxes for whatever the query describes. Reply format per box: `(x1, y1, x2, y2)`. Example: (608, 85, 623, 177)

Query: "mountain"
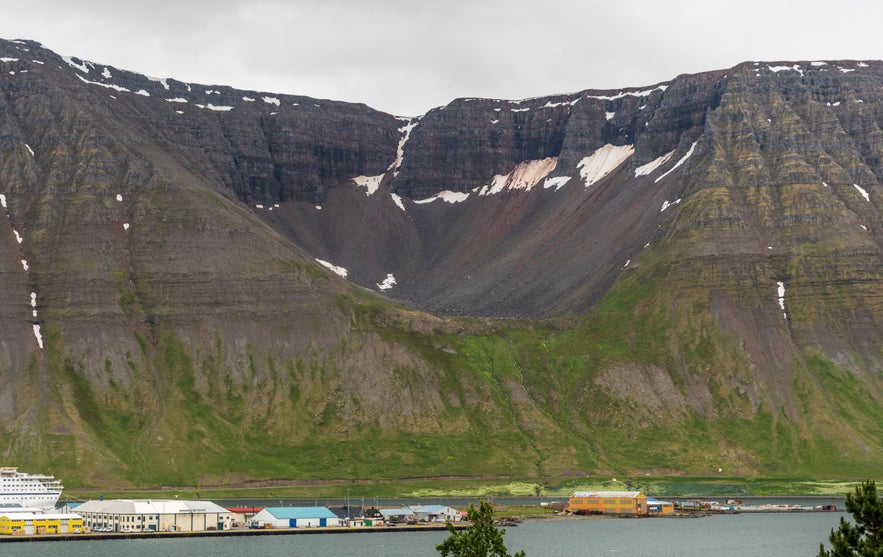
(0, 38, 881, 487)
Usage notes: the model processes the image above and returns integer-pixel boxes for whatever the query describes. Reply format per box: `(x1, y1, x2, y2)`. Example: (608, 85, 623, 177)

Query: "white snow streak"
(166, 98, 188, 103)
(316, 259, 348, 278)
(0, 194, 6, 209)
(25, 144, 34, 156)
(478, 158, 558, 195)
(243, 96, 256, 102)
(585, 85, 668, 101)
(655, 141, 697, 183)
(776, 281, 787, 320)
(13, 230, 22, 244)
(196, 104, 234, 112)
(75, 73, 130, 92)
(377, 273, 397, 291)
(20, 259, 28, 271)
(660, 198, 682, 212)
(352, 174, 384, 196)
(262, 96, 281, 106)
(577, 144, 634, 187)
(390, 119, 418, 176)
(32, 324, 43, 350)
(854, 184, 870, 202)
(635, 151, 675, 177)
(390, 193, 406, 211)
(415, 191, 470, 204)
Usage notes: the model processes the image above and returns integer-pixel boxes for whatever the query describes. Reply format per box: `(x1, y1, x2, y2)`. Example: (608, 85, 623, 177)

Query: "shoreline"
(0, 522, 464, 544)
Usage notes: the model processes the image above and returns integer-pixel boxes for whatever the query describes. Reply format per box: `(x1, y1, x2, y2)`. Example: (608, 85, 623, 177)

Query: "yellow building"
(567, 491, 648, 516)
(0, 512, 84, 535)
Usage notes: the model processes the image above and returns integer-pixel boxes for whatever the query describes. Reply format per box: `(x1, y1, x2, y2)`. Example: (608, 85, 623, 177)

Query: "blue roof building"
(251, 506, 343, 528)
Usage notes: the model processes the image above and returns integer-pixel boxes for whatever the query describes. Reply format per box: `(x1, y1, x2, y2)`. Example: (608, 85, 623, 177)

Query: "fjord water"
(5, 512, 843, 556)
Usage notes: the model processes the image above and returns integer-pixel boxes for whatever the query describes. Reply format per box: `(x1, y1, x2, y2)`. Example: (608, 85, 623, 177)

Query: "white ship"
(0, 466, 64, 509)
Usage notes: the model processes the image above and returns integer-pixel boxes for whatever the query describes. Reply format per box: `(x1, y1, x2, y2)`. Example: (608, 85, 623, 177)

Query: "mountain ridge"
(0, 37, 881, 487)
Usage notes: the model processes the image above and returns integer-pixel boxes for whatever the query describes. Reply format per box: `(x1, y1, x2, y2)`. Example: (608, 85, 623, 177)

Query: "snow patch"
(196, 104, 234, 111)
(25, 144, 34, 156)
(660, 198, 682, 212)
(316, 259, 348, 278)
(62, 56, 90, 73)
(123, 223, 130, 231)
(776, 281, 787, 320)
(101, 67, 112, 79)
(135, 89, 150, 96)
(768, 64, 803, 75)
(577, 144, 634, 187)
(605, 111, 615, 120)
(0, 57, 19, 63)
(116, 193, 123, 202)
(811, 61, 827, 66)
(585, 85, 667, 102)
(243, 96, 256, 102)
(32, 324, 43, 350)
(148, 76, 170, 90)
(377, 273, 397, 291)
(635, 151, 675, 177)
(543, 176, 572, 191)
(75, 73, 130, 92)
(478, 158, 558, 195)
(854, 183, 870, 202)
(30, 292, 36, 307)
(166, 97, 188, 103)
(0, 194, 5, 208)
(415, 191, 470, 204)
(390, 193, 406, 211)
(352, 174, 384, 196)
(655, 141, 697, 183)
(13, 230, 22, 244)
(262, 96, 281, 106)
(20, 259, 28, 271)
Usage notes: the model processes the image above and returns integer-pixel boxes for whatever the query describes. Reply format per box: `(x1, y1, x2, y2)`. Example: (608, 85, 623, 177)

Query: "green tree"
(437, 500, 526, 557)
(819, 480, 883, 557)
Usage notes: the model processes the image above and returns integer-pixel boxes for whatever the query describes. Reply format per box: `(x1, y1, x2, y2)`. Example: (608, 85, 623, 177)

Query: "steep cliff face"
(0, 39, 881, 486)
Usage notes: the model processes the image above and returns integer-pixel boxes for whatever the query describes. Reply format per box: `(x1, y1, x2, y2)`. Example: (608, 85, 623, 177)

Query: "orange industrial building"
(567, 491, 674, 516)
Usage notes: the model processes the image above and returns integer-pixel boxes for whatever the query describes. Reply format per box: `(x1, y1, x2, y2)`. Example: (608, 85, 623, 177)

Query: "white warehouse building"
(74, 499, 232, 533)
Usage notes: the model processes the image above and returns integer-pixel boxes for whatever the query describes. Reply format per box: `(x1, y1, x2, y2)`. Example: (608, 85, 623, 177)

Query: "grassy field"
(60, 475, 869, 503)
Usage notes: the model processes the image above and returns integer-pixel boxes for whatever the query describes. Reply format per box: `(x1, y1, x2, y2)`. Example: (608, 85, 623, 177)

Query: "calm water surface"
(2, 512, 844, 556)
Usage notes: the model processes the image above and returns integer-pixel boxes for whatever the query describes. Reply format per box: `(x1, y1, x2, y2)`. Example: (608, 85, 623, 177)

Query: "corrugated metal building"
(646, 497, 674, 514)
(0, 512, 84, 535)
(567, 491, 649, 515)
(74, 499, 232, 532)
(250, 507, 343, 529)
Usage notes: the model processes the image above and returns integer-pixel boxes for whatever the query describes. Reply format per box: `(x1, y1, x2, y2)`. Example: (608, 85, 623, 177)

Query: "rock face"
(0, 39, 881, 486)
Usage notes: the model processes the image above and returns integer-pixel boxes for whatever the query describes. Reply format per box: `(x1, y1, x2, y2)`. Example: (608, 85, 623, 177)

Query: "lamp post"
(346, 489, 350, 520)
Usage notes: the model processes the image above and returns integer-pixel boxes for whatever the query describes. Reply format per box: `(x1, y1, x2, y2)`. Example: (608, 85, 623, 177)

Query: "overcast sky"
(3, 0, 882, 116)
